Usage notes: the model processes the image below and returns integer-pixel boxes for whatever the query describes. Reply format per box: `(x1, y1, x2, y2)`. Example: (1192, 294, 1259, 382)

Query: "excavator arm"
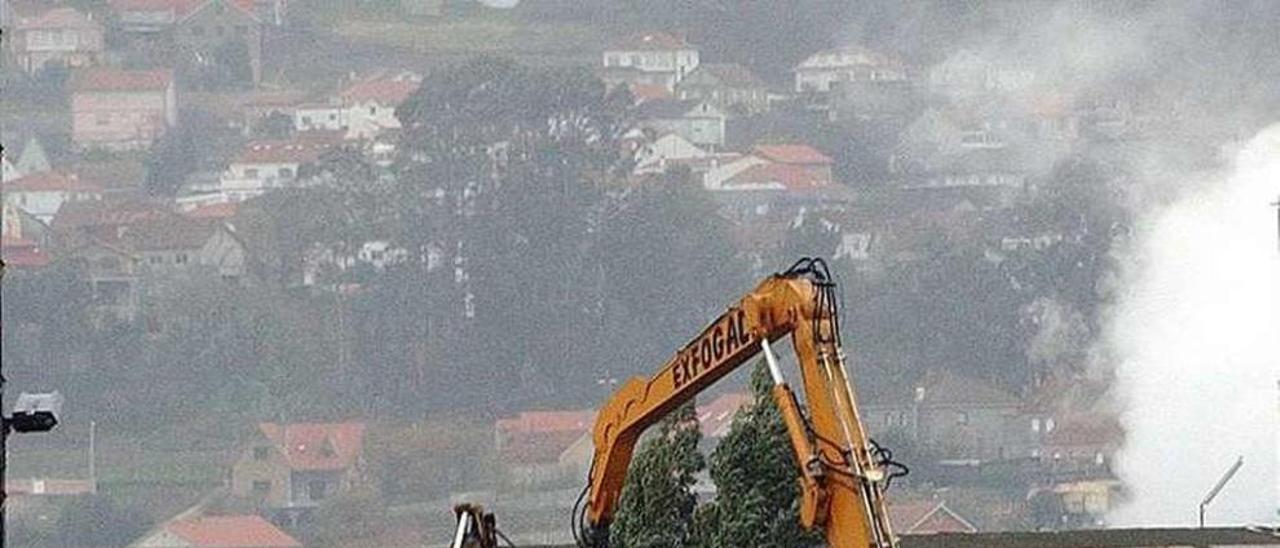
(575, 259, 900, 548)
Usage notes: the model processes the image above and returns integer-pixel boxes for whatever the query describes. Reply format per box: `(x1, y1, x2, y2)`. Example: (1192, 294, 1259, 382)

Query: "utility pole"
(1271, 196, 1279, 253)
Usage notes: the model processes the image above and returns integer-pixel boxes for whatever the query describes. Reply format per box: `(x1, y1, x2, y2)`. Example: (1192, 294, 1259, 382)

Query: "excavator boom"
(575, 259, 899, 548)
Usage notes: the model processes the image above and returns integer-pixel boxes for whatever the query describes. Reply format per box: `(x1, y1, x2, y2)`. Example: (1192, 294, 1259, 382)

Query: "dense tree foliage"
(611, 402, 704, 548)
(693, 365, 818, 548)
(54, 494, 152, 548)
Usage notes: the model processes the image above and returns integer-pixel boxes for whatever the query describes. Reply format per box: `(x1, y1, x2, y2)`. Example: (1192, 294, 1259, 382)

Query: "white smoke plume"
(1106, 124, 1280, 526)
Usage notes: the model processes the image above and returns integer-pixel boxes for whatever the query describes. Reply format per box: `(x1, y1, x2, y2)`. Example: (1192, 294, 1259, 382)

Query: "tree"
(596, 169, 751, 382)
(611, 402, 704, 548)
(308, 484, 388, 547)
(54, 494, 152, 548)
(366, 56, 633, 412)
(694, 365, 817, 548)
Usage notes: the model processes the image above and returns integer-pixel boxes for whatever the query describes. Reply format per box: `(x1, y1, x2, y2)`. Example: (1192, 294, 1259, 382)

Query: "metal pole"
(89, 420, 97, 493)
(1199, 456, 1245, 528)
(2, 258, 8, 548)
(1270, 197, 1279, 253)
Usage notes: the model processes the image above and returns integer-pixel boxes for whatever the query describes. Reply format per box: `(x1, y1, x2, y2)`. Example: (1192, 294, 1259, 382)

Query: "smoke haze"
(1106, 124, 1280, 526)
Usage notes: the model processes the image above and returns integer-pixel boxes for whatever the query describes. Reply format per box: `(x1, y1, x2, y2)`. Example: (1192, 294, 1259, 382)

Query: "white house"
(634, 99, 726, 148)
(633, 133, 708, 173)
(601, 31, 700, 92)
(794, 46, 908, 93)
(220, 136, 339, 201)
(339, 70, 421, 140)
(292, 102, 346, 132)
(4, 171, 103, 223)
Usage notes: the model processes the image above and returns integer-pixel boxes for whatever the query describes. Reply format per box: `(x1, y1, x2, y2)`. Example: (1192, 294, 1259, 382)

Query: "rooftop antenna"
(1199, 455, 1244, 528)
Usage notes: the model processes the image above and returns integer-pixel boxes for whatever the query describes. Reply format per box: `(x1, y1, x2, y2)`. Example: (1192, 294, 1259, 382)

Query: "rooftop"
(608, 31, 694, 52)
(340, 72, 422, 105)
(722, 162, 829, 191)
(164, 515, 301, 548)
(634, 99, 716, 120)
(6, 171, 104, 194)
(688, 63, 767, 89)
(11, 5, 100, 31)
(119, 217, 226, 252)
(233, 136, 341, 164)
(70, 67, 173, 93)
(752, 143, 834, 165)
(259, 422, 365, 471)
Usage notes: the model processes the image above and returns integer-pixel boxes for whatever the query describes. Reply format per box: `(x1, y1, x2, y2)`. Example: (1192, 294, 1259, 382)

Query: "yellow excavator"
(575, 258, 902, 547)
(454, 258, 903, 547)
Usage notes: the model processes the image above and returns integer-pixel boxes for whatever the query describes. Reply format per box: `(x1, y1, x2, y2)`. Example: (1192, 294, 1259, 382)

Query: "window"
(956, 411, 969, 425)
(369, 106, 377, 115)
(301, 116, 312, 125)
(245, 168, 259, 179)
(328, 113, 337, 121)
(630, 54, 641, 66)
(253, 446, 269, 460)
(308, 480, 327, 501)
(1045, 418, 1055, 432)
(605, 54, 619, 66)
(149, 255, 163, 265)
(278, 167, 293, 179)
(1032, 418, 1041, 432)
(252, 480, 271, 494)
(175, 253, 189, 265)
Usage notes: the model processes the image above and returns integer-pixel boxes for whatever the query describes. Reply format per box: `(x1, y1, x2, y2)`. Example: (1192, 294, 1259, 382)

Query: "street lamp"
(1199, 456, 1244, 528)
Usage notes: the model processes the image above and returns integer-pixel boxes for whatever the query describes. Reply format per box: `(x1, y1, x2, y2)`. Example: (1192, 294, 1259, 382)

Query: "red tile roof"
(496, 410, 596, 434)
(165, 515, 301, 547)
(628, 83, 673, 103)
(6, 171, 104, 194)
(51, 199, 174, 233)
(12, 6, 99, 30)
(723, 162, 829, 191)
(70, 67, 173, 93)
(496, 410, 595, 466)
(340, 75, 421, 106)
(1, 236, 51, 268)
(109, 0, 255, 17)
(119, 216, 225, 252)
(752, 144, 834, 165)
(608, 31, 694, 51)
(1046, 414, 1124, 448)
(259, 422, 365, 472)
(890, 500, 978, 534)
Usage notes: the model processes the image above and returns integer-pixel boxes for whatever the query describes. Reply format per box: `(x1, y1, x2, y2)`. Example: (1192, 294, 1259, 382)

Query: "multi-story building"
(601, 31, 700, 92)
(675, 63, 770, 116)
(230, 422, 365, 522)
(219, 133, 339, 201)
(794, 46, 909, 94)
(3, 3, 104, 74)
(70, 67, 177, 151)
